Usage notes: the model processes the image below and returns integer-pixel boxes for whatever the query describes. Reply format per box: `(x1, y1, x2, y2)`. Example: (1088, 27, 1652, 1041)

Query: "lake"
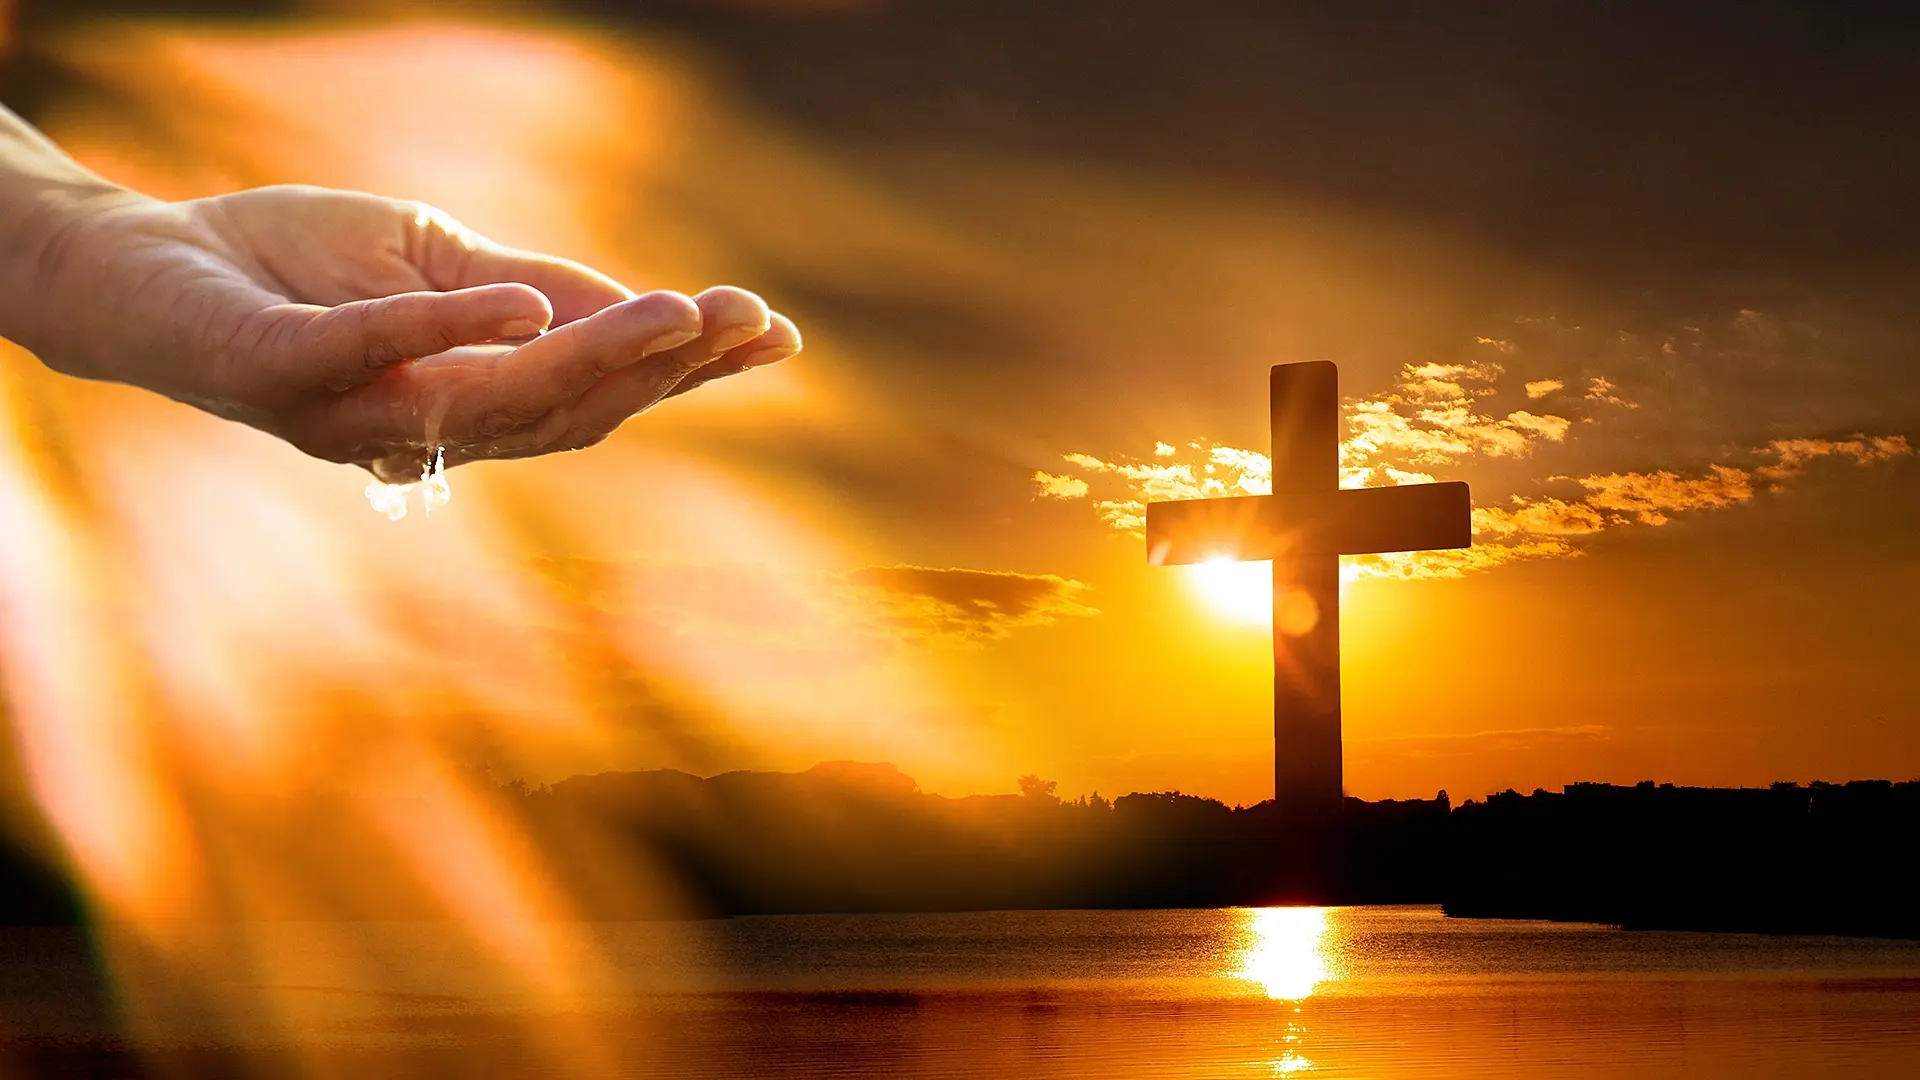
(4, 906, 1918, 1077)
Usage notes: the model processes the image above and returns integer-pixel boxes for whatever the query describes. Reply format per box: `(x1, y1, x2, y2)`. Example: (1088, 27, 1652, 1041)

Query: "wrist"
(0, 178, 150, 375)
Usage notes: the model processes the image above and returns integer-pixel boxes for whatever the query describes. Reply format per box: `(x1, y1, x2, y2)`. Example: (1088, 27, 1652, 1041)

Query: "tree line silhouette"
(1, 764, 1914, 936)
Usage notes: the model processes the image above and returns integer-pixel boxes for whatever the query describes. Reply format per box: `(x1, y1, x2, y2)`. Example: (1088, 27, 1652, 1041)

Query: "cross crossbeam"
(1145, 361, 1472, 806)
(1145, 482, 1470, 564)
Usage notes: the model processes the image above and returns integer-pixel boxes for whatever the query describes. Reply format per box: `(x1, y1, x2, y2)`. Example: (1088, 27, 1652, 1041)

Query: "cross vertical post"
(1270, 361, 1344, 807)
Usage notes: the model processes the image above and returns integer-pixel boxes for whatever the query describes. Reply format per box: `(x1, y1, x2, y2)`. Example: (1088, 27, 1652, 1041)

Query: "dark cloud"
(847, 565, 1096, 644)
(648, 3, 1920, 276)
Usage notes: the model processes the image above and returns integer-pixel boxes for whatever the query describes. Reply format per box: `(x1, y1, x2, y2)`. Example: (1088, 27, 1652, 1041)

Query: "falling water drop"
(363, 447, 450, 521)
(421, 447, 451, 517)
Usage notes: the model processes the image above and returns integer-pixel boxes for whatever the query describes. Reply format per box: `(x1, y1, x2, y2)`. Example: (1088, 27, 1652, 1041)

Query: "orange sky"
(2, 14, 1917, 822)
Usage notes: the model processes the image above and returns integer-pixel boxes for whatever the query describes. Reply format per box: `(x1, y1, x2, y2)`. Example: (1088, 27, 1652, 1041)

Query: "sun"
(1186, 557, 1355, 633)
(1185, 557, 1272, 625)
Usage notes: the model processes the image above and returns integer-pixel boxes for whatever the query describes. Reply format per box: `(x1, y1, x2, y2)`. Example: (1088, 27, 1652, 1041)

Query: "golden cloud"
(1042, 336, 1911, 583)
(1758, 435, 1912, 480)
(1584, 376, 1636, 408)
(848, 565, 1099, 644)
(1095, 499, 1147, 532)
(1504, 410, 1573, 441)
(1398, 360, 1505, 400)
(1472, 498, 1607, 537)
(1349, 539, 1582, 580)
(1340, 361, 1572, 473)
(1032, 470, 1089, 499)
(1566, 465, 1754, 525)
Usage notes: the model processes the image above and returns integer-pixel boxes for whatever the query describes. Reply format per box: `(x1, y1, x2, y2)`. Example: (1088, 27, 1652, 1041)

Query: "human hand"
(17, 184, 800, 480)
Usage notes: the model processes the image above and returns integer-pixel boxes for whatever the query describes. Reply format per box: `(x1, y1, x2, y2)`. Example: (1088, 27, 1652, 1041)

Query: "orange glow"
(0, 17, 980, 1075)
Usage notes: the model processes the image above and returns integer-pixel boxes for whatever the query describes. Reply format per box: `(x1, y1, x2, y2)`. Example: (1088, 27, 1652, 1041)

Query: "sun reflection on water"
(1233, 907, 1336, 1075)
(1234, 906, 1336, 1001)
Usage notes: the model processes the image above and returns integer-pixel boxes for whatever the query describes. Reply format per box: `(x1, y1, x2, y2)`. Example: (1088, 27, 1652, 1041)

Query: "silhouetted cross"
(1145, 361, 1471, 806)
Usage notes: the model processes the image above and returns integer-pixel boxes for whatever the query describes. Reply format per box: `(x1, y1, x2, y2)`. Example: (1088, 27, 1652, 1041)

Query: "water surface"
(5, 907, 1918, 1078)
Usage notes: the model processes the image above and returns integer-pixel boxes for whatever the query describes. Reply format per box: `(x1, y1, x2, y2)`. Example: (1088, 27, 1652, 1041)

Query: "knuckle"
(400, 199, 440, 233)
(361, 333, 406, 371)
(475, 406, 540, 440)
(582, 350, 626, 381)
(349, 299, 397, 367)
(424, 318, 464, 355)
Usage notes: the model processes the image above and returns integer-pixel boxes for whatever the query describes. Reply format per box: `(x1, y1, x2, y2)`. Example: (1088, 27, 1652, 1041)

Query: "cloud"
(848, 565, 1098, 643)
(1584, 376, 1636, 408)
(1032, 470, 1089, 499)
(1348, 539, 1582, 580)
(1056, 446, 1263, 533)
(1504, 410, 1572, 441)
(1566, 465, 1754, 525)
(1758, 435, 1912, 480)
(1398, 360, 1505, 400)
(1208, 445, 1271, 493)
(1041, 331, 1911, 582)
(1472, 498, 1607, 537)
(1094, 500, 1147, 532)
(1338, 361, 1572, 478)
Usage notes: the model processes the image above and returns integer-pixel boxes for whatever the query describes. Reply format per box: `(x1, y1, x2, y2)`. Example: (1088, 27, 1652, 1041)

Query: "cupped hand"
(23, 184, 800, 480)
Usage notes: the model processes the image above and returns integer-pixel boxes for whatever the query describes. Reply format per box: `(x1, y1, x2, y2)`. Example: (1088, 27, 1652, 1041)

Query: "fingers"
(303, 285, 798, 470)
(660, 312, 803, 402)
(411, 206, 635, 325)
(557, 287, 777, 445)
(313, 288, 707, 459)
(446, 247, 634, 327)
(293, 283, 551, 392)
(442, 290, 797, 465)
(439, 290, 705, 440)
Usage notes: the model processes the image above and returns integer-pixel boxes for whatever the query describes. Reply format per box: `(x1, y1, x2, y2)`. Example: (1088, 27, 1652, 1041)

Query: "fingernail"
(737, 342, 800, 368)
(641, 327, 703, 355)
(711, 322, 770, 352)
(499, 318, 545, 337)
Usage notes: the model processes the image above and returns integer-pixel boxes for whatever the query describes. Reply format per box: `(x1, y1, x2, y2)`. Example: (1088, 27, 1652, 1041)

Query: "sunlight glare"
(1234, 906, 1336, 1001)
(1186, 557, 1270, 625)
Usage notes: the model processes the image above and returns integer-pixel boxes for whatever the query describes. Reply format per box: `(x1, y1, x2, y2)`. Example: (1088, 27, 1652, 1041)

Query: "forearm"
(0, 104, 140, 359)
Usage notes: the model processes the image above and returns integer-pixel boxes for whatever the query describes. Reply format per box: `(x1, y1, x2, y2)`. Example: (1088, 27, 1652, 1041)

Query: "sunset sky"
(2, 2, 1916, 827)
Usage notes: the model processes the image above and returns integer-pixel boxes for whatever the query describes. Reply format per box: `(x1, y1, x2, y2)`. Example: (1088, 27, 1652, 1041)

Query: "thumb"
(291, 283, 552, 391)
